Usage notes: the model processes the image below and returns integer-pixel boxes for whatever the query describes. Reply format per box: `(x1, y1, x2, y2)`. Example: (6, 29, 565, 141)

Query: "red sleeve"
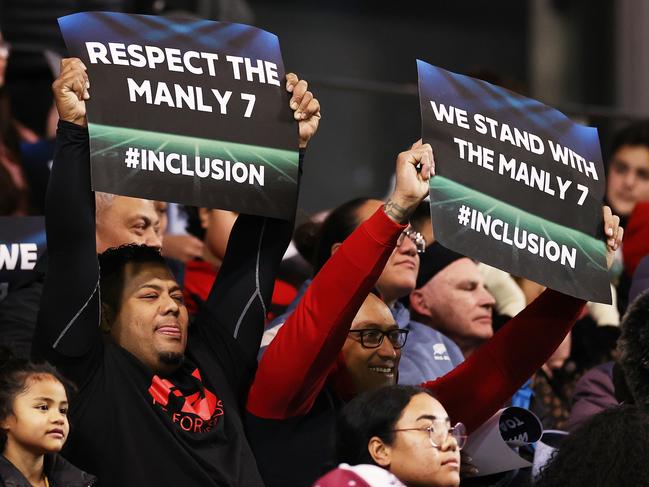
(247, 208, 405, 419)
(422, 289, 585, 433)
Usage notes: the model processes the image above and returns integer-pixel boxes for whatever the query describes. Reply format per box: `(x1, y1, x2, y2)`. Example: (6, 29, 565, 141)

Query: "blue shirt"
(391, 301, 464, 385)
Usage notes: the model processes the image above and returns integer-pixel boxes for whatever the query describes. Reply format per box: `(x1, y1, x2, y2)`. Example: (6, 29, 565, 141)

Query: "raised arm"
(33, 59, 101, 385)
(247, 142, 435, 419)
(425, 289, 584, 433)
(194, 74, 320, 396)
(424, 207, 624, 433)
(195, 206, 298, 395)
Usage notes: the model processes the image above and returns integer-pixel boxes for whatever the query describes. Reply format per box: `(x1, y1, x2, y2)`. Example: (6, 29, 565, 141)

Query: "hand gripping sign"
(59, 12, 299, 220)
(417, 60, 610, 303)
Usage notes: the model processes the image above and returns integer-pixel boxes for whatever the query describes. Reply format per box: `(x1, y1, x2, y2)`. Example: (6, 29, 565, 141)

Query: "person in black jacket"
(0, 347, 96, 487)
(32, 57, 320, 486)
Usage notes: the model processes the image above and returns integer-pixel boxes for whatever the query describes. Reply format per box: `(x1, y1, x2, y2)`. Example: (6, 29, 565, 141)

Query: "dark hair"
(609, 121, 649, 158)
(336, 385, 434, 466)
(618, 290, 649, 409)
(311, 197, 371, 273)
(290, 218, 319, 266)
(410, 200, 430, 234)
(0, 346, 75, 451)
(98, 244, 169, 316)
(535, 405, 649, 487)
(183, 205, 205, 240)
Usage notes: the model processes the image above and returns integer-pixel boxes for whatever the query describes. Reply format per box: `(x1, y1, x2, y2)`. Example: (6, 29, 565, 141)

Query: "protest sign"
(417, 60, 610, 303)
(0, 217, 46, 302)
(59, 12, 299, 220)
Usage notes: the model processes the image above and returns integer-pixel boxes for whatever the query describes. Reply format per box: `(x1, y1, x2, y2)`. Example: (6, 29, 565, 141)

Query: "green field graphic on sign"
(430, 175, 607, 271)
(89, 123, 299, 183)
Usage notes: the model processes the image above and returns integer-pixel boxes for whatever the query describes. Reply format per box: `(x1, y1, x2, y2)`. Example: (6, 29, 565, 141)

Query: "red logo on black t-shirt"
(148, 368, 224, 433)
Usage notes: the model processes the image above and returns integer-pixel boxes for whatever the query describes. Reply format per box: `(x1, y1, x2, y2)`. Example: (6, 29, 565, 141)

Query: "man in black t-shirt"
(33, 58, 320, 486)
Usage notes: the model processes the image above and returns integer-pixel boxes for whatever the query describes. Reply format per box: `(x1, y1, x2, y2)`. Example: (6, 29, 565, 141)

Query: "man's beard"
(158, 351, 185, 367)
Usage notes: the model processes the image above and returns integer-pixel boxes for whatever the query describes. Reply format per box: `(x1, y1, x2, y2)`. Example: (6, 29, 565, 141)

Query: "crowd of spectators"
(0, 11, 648, 487)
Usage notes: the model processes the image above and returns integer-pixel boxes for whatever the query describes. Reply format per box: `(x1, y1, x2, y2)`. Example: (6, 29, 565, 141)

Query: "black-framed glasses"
(397, 227, 426, 253)
(390, 420, 467, 450)
(348, 328, 409, 349)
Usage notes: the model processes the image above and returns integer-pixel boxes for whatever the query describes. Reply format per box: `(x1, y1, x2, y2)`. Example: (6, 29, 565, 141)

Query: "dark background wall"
(248, 1, 530, 213)
(0, 0, 628, 215)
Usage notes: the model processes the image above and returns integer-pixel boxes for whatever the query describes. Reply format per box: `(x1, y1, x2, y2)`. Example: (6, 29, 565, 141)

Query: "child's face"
(1, 375, 69, 454)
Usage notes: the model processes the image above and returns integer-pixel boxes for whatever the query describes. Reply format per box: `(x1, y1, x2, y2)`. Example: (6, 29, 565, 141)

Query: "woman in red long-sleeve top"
(244, 144, 622, 487)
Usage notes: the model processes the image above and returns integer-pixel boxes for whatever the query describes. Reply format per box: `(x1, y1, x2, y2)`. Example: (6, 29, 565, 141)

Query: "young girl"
(0, 348, 96, 486)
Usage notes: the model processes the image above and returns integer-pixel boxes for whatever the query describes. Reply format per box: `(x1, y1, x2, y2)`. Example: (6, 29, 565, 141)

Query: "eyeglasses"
(347, 328, 409, 349)
(397, 227, 426, 254)
(391, 420, 467, 450)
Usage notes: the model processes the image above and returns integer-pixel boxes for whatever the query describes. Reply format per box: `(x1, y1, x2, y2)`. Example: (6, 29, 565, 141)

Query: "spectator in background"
(152, 200, 192, 282)
(535, 405, 649, 487)
(567, 361, 618, 432)
(181, 206, 237, 314)
(182, 206, 298, 318)
(568, 255, 649, 430)
(605, 122, 649, 312)
(515, 273, 619, 431)
(410, 201, 525, 327)
(94, 192, 162, 252)
(605, 121, 649, 220)
(407, 243, 495, 359)
(155, 201, 205, 264)
(515, 274, 620, 378)
(529, 334, 574, 430)
(154, 200, 168, 239)
(0, 34, 30, 216)
(398, 244, 466, 385)
(0, 33, 51, 357)
(0, 28, 59, 215)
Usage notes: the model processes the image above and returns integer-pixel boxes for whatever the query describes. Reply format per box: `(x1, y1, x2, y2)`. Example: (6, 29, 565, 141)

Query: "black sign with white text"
(418, 60, 610, 303)
(60, 12, 299, 219)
